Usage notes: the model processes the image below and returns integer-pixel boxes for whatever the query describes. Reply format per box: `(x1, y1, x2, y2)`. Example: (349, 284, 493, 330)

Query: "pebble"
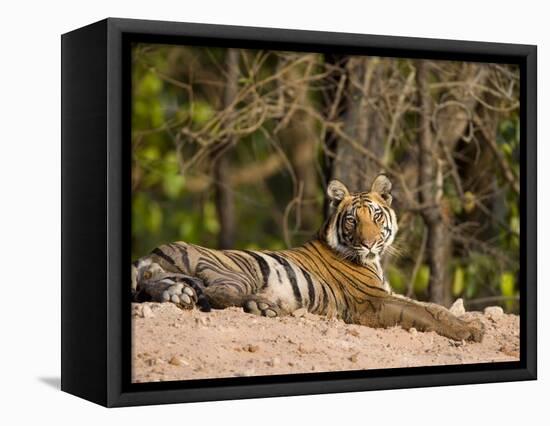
(449, 298, 466, 316)
(349, 353, 359, 363)
(484, 306, 504, 319)
(169, 356, 189, 366)
(141, 305, 154, 318)
(298, 344, 314, 354)
(267, 357, 281, 367)
(292, 308, 308, 318)
(235, 369, 256, 377)
(244, 344, 260, 353)
(409, 327, 418, 336)
(347, 329, 360, 337)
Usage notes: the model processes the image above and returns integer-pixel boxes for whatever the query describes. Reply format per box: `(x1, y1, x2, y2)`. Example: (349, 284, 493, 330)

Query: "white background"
(0, 0, 545, 424)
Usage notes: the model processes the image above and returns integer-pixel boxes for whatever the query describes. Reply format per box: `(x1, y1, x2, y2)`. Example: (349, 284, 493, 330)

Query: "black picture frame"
(61, 17, 537, 407)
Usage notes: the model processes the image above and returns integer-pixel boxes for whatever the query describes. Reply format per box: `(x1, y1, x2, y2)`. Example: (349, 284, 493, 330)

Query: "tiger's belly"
(250, 252, 318, 314)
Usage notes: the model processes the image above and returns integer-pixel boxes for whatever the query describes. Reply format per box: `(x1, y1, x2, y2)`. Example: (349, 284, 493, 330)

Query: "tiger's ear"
(371, 174, 393, 205)
(327, 180, 350, 206)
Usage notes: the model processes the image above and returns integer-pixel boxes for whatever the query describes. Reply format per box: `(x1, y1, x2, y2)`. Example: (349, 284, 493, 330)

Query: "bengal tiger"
(132, 175, 484, 342)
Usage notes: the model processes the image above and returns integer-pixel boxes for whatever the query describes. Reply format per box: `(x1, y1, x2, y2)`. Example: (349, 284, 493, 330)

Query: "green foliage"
(387, 265, 406, 293)
(414, 265, 430, 295)
(452, 266, 465, 297)
(130, 44, 520, 313)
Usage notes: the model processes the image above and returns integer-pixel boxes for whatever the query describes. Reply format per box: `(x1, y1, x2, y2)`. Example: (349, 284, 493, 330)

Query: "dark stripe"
(337, 210, 345, 243)
(174, 244, 191, 272)
(152, 247, 175, 265)
(266, 253, 302, 305)
(225, 252, 256, 277)
(244, 250, 271, 289)
(319, 284, 329, 314)
(302, 269, 316, 311)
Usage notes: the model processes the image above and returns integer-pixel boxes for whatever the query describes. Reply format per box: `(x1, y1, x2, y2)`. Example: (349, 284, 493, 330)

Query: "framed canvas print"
(61, 18, 537, 407)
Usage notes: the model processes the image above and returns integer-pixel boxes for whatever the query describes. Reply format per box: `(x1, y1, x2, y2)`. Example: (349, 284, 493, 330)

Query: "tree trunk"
(278, 55, 319, 234)
(213, 49, 239, 249)
(416, 61, 451, 306)
(331, 57, 386, 192)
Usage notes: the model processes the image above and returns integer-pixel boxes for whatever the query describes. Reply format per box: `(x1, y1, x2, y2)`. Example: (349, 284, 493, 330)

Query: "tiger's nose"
(362, 240, 375, 249)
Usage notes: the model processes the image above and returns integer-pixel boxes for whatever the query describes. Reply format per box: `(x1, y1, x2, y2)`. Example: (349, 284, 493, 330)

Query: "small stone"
(409, 327, 418, 335)
(141, 305, 154, 318)
(298, 344, 314, 354)
(450, 298, 466, 316)
(235, 369, 256, 377)
(349, 353, 359, 363)
(244, 344, 260, 353)
(347, 328, 360, 337)
(484, 306, 504, 319)
(292, 308, 308, 318)
(267, 357, 281, 367)
(169, 356, 188, 366)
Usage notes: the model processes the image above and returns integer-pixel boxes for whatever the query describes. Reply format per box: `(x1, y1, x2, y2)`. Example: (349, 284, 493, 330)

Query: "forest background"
(131, 43, 520, 311)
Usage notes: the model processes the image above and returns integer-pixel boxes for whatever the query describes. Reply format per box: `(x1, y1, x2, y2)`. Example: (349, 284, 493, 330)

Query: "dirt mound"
(131, 302, 519, 383)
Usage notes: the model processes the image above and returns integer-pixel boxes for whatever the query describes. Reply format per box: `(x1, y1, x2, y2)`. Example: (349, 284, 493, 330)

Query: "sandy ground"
(131, 302, 519, 383)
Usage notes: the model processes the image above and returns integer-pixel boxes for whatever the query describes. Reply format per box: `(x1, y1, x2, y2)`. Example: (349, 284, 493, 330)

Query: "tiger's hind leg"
(136, 272, 211, 312)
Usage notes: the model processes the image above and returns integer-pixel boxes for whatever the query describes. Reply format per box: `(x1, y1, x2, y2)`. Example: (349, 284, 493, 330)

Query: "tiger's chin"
(358, 251, 381, 266)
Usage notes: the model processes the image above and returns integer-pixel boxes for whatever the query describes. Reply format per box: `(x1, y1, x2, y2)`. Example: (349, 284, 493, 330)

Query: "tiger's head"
(321, 175, 398, 266)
